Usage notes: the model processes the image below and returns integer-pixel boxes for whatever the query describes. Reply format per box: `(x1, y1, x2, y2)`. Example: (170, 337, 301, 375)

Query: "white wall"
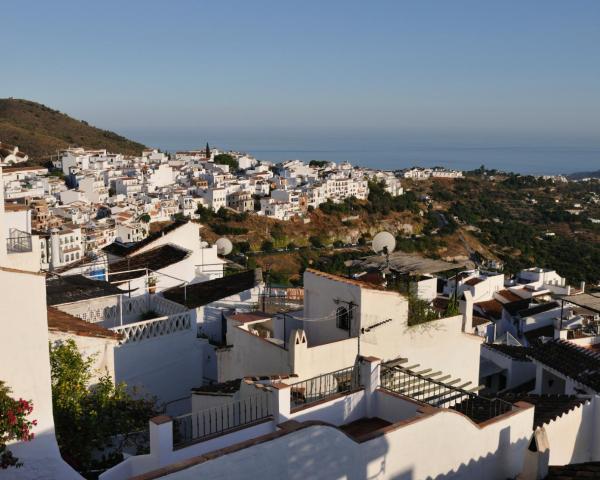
(218, 325, 291, 382)
(3, 209, 31, 235)
(145, 405, 534, 480)
(542, 396, 600, 465)
(48, 331, 117, 384)
(290, 389, 366, 426)
(396, 315, 483, 387)
(374, 389, 421, 423)
(480, 346, 536, 390)
(416, 276, 437, 302)
(0, 267, 81, 479)
(113, 329, 205, 415)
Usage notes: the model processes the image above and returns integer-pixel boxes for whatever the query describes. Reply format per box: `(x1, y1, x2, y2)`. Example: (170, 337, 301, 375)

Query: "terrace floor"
(340, 417, 392, 441)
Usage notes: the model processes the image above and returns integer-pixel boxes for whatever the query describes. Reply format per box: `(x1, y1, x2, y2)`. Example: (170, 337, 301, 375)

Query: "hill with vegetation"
(0, 98, 146, 163)
(198, 173, 600, 287)
(568, 170, 600, 180)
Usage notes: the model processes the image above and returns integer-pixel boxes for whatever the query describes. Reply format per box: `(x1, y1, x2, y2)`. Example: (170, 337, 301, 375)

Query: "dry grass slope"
(0, 98, 146, 163)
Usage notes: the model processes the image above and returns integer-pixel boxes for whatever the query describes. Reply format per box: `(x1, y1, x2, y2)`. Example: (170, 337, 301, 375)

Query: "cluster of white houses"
(2, 168, 600, 480)
(3, 145, 600, 479)
(0, 143, 421, 272)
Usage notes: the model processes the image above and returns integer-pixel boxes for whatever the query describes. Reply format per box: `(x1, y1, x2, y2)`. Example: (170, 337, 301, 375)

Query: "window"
(336, 306, 350, 331)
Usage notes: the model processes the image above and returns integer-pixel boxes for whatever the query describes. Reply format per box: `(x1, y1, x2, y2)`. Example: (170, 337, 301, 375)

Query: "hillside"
(0, 98, 146, 163)
(568, 170, 600, 180)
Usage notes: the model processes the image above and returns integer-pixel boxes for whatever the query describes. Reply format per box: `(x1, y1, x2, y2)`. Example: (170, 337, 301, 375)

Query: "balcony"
(6, 229, 32, 254)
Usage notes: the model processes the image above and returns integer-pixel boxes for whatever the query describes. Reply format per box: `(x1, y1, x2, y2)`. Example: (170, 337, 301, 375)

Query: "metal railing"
(172, 393, 272, 448)
(6, 229, 32, 253)
(380, 364, 513, 424)
(289, 365, 361, 411)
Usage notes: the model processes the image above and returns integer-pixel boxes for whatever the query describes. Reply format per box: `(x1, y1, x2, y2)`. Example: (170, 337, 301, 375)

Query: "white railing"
(102, 294, 188, 327)
(153, 295, 188, 316)
(112, 312, 192, 344)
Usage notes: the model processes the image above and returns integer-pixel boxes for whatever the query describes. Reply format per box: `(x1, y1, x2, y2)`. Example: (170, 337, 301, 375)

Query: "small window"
(336, 306, 350, 331)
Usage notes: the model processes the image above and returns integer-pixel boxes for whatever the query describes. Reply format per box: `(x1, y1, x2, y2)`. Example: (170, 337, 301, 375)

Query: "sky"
(2, 0, 600, 144)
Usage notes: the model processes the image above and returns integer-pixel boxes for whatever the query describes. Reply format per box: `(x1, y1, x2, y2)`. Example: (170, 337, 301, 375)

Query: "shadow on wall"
(427, 426, 528, 480)
(284, 425, 390, 480)
(6, 427, 81, 479)
(564, 401, 597, 465)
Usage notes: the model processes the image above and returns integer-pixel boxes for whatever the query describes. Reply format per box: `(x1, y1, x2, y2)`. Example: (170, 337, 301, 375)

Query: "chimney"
(460, 290, 474, 333)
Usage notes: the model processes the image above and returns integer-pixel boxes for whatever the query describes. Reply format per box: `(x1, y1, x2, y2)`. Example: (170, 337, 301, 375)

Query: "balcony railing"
(6, 229, 32, 254)
(289, 365, 361, 411)
(380, 362, 513, 424)
(172, 392, 272, 448)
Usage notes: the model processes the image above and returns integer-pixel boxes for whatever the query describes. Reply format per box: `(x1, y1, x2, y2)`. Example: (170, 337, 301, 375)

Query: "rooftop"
(526, 340, 600, 392)
(46, 274, 123, 305)
(108, 244, 190, 283)
(47, 306, 121, 340)
(163, 269, 260, 308)
(306, 268, 386, 291)
(547, 462, 600, 479)
(561, 293, 600, 314)
(499, 393, 587, 428)
(475, 299, 504, 320)
(484, 344, 532, 362)
(191, 379, 242, 395)
(103, 219, 188, 257)
(518, 301, 560, 318)
(496, 289, 523, 303)
(358, 251, 465, 276)
(228, 312, 272, 324)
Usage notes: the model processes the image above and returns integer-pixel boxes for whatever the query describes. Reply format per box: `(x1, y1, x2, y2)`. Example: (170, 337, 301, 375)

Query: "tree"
(0, 381, 35, 469)
(261, 240, 275, 252)
(139, 214, 151, 223)
(213, 153, 239, 172)
(309, 160, 328, 168)
(309, 236, 324, 248)
(50, 340, 157, 476)
(205, 142, 211, 159)
(236, 241, 251, 254)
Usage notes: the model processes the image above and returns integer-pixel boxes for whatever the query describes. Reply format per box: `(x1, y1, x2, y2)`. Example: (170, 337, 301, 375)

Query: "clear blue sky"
(3, 0, 600, 140)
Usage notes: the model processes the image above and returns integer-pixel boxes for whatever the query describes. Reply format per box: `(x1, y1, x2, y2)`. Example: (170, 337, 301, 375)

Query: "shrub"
(0, 381, 35, 469)
(50, 340, 157, 476)
(261, 240, 275, 252)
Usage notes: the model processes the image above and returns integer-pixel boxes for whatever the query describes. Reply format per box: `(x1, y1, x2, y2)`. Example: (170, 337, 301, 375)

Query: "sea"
(120, 127, 600, 176)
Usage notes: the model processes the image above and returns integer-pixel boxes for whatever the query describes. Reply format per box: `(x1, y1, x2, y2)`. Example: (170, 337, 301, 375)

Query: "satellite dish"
(216, 237, 233, 256)
(372, 231, 396, 255)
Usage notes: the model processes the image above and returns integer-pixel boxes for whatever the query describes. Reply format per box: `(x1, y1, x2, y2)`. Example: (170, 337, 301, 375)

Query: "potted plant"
(147, 275, 157, 294)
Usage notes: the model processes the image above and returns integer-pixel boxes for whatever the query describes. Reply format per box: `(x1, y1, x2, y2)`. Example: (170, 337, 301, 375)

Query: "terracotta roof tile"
(547, 462, 600, 478)
(496, 289, 523, 303)
(475, 299, 503, 320)
(47, 307, 121, 340)
(526, 340, 600, 392)
(229, 312, 271, 324)
(304, 268, 386, 291)
(500, 393, 586, 428)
